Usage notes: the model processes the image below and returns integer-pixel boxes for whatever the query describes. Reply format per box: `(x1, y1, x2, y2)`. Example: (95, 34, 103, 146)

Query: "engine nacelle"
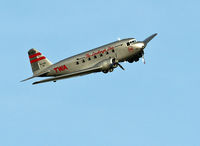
(96, 58, 115, 72)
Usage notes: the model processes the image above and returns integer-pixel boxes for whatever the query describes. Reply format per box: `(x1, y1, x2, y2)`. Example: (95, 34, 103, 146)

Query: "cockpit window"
(129, 39, 137, 44)
(127, 39, 136, 46)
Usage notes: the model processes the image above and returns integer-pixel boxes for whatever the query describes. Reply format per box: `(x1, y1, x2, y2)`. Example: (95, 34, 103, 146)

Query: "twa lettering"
(54, 65, 68, 73)
(86, 47, 114, 58)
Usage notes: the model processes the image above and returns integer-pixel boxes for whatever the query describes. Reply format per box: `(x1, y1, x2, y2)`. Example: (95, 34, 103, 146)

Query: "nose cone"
(134, 42, 145, 49)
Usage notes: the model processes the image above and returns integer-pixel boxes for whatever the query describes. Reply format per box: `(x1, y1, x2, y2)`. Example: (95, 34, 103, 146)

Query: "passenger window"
(127, 42, 130, 46)
(82, 59, 85, 63)
(94, 55, 97, 59)
(100, 54, 103, 57)
(106, 51, 109, 55)
(112, 49, 115, 53)
(76, 61, 79, 65)
(88, 57, 91, 61)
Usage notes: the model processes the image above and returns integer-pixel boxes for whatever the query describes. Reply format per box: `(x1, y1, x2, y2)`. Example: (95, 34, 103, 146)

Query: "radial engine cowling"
(96, 58, 116, 72)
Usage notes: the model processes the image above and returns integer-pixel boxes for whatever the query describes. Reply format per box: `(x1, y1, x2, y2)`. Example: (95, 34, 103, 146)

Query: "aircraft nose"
(135, 42, 145, 49)
(142, 43, 145, 49)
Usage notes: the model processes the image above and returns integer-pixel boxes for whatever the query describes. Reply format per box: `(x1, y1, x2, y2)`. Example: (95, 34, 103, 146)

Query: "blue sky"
(0, 0, 200, 146)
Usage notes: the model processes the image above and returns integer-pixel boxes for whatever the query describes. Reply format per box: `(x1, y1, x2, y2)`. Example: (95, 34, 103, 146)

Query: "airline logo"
(54, 65, 69, 73)
(29, 52, 46, 64)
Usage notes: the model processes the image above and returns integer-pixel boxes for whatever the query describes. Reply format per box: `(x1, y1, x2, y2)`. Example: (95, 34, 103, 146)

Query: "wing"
(32, 66, 102, 85)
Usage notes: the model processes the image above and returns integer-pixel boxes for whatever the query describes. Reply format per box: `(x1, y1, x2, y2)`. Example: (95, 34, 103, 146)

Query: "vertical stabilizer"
(28, 48, 52, 75)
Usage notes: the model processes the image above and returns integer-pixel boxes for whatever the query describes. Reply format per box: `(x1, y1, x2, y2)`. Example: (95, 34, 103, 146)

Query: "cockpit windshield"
(129, 39, 137, 44)
(127, 39, 137, 46)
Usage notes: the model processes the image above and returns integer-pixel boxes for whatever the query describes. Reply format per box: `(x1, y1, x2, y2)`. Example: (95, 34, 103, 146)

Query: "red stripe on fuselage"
(29, 52, 42, 58)
(30, 56, 46, 63)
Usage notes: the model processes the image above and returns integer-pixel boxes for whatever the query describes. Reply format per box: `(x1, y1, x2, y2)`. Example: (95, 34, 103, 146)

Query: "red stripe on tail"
(29, 52, 42, 59)
(30, 56, 46, 64)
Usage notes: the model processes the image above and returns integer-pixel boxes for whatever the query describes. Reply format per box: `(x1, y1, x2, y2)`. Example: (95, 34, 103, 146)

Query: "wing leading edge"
(32, 66, 102, 85)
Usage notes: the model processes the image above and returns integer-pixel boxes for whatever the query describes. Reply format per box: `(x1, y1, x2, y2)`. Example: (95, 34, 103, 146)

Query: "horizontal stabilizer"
(21, 76, 36, 82)
(21, 70, 50, 82)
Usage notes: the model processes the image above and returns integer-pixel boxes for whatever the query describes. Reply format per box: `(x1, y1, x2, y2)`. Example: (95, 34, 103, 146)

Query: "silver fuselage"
(43, 38, 143, 76)
(22, 33, 157, 84)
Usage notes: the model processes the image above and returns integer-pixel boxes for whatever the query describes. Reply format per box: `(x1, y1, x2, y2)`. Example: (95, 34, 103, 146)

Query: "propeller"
(117, 63, 125, 70)
(143, 33, 158, 47)
(141, 33, 158, 64)
(112, 58, 125, 70)
(142, 54, 145, 64)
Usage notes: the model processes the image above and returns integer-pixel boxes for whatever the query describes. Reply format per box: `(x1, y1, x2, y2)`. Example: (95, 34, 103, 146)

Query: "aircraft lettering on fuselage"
(54, 65, 68, 73)
(86, 47, 114, 58)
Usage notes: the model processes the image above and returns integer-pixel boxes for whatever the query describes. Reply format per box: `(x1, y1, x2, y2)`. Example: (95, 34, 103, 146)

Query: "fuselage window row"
(75, 49, 115, 65)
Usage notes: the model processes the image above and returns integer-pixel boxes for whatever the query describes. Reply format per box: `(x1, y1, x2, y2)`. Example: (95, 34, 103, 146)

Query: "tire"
(128, 59, 134, 63)
(134, 58, 139, 62)
(103, 70, 108, 74)
(109, 68, 114, 72)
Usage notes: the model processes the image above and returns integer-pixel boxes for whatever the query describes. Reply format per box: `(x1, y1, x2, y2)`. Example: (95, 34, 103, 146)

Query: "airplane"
(21, 33, 157, 85)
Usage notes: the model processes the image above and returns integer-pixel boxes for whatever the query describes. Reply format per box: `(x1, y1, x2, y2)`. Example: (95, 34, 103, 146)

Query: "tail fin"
(28, 48, 52, 75)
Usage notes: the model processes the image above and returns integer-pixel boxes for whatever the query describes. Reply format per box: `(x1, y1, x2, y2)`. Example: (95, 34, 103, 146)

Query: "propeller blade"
(142, 55, 145, 64)
(143, 33, 158, 46)
(117, 63, 125, 70)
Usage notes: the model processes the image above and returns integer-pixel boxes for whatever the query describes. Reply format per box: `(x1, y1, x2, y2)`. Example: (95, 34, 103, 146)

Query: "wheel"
(109, 68, 114, 72)
(134, 58, 139, 62)
(103, 70, 108, 74)
(128, 59, 134, 63)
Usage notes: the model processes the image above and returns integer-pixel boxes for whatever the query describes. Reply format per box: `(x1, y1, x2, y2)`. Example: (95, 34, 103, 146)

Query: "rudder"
(28, 48, 52, 75)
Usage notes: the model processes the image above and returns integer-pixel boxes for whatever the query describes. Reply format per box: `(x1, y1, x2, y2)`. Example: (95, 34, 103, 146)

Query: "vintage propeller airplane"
(21, 33, 157, 85)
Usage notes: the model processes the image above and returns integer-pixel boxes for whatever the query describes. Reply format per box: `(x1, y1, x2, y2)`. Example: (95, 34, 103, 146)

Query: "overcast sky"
(0, 0, 200, 146)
